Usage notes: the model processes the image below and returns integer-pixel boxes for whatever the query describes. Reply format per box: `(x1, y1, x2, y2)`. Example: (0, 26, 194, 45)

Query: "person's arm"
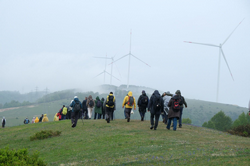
(114, 97, 116, 111)
(148, 96, 152, 111)
(183, 97, 187, 107)
(133, 97, 136, 110)
(122, 97, 127, 108)
(137, 96, 141, 106)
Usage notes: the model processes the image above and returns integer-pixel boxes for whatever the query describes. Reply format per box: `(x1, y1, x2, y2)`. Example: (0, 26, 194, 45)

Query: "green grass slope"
(0, 119, 249, 165)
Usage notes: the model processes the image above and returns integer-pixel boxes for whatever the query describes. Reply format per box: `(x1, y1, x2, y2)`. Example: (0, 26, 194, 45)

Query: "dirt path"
(0, 105, 35, 113)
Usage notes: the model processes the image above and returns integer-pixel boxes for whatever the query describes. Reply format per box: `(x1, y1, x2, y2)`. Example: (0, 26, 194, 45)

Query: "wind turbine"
(93, 54, 119, 84)
(93, 69, 120, 83)
(109, 30, 151, 89)
(184, 19, 244, 102)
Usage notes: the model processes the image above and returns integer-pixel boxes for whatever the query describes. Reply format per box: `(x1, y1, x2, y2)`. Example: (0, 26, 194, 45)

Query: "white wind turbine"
(109, 30, 151, 89)
(94, 54, 120, 84)
(184, 19, 244, 102)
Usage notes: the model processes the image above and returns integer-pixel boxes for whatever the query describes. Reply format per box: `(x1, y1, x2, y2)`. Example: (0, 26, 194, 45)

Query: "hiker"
(122, 91, 136, 122)
(70, 96, 83, 127)
(39, 114, 43, 122)
(31, 117, 36, 123)
(94, 96, 102, 119)
(166, 91, 183, 131)
(86, 95, 95, 119)
(137, 90, 149, 121)
(82, 97, 88, 119)
(175, 90, 187, 128)
(161, 91, 172, 124)
(42, 114, 49, 122)
(62, 105, 67, 120)
(105, 92, 116, 123)
(57, 111, 62, 120)
(101, 98, 105, 119)
(148, 90, 164, 130)
(54, 113, 59, 121)
(2, 117, 6, 128)
(66, 100, 73, 119)
(35, 117, 39, 123)
(24, 118, 30, 124)
(124, 94, 128, 119)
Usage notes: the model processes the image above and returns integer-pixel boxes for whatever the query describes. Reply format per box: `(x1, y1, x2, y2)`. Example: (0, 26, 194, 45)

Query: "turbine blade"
(93, 71, 105, 78)
(184, 41, 219, 47)
(131, 54, 151, 67)
(105, 71, 120, 81)
(222, 18, 245, 46)
(93, 56, 112, 59)
(220, 48, 234, 81)
(108, 54, 129, 65)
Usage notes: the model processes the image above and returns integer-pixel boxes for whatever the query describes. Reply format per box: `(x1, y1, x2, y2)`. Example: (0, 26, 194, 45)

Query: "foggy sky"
(0, 0, 250, 107)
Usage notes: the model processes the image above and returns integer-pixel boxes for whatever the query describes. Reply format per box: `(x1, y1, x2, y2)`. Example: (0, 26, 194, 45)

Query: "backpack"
(140, 96, 148, 106)
(74, 102, 81, 112)
(2, 119, 5, 124)
(127, 96, 134, 106)
(154, 95, 162, 111)
(24, 119, 29, 124)
(107, 95, 115, 107)
(62, 107, 67, 115)
(89, 100, 94, 107)
(172, 97, 183, 112)
(96, 100, 102, 108)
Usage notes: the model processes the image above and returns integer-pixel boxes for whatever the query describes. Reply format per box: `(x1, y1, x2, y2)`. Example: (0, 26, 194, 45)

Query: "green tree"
(232, 112, 250, 127)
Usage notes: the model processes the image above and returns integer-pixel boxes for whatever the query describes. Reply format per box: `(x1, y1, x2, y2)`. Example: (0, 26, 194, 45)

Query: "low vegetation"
(30, 130, 61, 141)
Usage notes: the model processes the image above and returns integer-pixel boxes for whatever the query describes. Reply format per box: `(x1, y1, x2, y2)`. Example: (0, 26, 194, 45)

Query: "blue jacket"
(70, 98, 83, 112)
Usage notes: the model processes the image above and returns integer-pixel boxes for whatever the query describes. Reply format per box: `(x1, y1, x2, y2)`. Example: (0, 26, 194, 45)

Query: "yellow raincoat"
(122, 91, 136, 109)
(34, 117, 39, 123)
(53, 113, 59, 121)
(42, 114, 49, 122)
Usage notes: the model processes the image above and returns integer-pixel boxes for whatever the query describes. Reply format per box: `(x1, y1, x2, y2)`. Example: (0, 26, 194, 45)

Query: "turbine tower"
(184, 19, 244, 102)
(110, 30, 150, 89)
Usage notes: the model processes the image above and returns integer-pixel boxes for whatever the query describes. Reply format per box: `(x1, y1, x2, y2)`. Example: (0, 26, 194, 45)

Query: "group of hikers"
(59, 89, 188, 131)
(23, 114, 49, 124)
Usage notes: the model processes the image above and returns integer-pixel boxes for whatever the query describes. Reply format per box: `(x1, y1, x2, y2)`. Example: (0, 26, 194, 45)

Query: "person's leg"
(74, 111, 79, 126)
(154, 114, 160, 129)
(124, 108, 126, 119)
(165, 114, 168, 125)
(71, 111, 75, 125)
(88, 108, 91, 119)
(150, 113, 154, 129)
(94, 112, 97, 119)
(111, 110, 114, 120)
(179, 107, 183, 127)
(173, 118, 177, 131)
(167, 118, 172, 129)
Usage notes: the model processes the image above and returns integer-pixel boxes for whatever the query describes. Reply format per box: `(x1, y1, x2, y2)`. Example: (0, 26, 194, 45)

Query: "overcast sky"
(0, 0, 249, 107)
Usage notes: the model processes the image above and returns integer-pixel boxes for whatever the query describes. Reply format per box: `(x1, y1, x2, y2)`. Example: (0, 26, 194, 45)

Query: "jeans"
(179, 107, 183, 126)
(167, 118, 177, 130)
(61, 115, 66, 120)
(150, 113, 160, 129)
(88, 107, 94, 119)
(71, 110, 79, 126)
(124, 108, 126, 118)
(106, 107, 114, 121)
(139, 107, 146, 120)
(125, 108, 132, 119)
(94, 113, 101, 119)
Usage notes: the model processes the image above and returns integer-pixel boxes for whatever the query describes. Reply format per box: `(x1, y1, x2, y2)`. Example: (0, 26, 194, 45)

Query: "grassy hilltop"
(0, 119, 250, 165)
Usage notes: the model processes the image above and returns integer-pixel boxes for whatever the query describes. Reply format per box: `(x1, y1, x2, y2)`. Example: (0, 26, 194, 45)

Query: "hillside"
(0, 120, 249, 165)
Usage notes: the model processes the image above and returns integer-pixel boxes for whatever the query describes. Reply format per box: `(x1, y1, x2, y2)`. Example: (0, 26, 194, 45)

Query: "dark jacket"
(95, 96, 102, 114)
(167, 95, 181, 119)
(180, 96, 187, 108)
(137, 92, 149, 108)
(39, 116, 43, 122)
(82, 99, 87, 111)
(148, 90, 164, 115)
(70, 97, 83, 112)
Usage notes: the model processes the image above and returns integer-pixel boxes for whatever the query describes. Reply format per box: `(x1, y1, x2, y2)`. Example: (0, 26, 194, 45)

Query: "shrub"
(0, 146, 46, 165)
(228, 124, 250, 137)
(232, 112, 250, 127)
(30, 130, 61, 141)
(182, 118, 192, 124)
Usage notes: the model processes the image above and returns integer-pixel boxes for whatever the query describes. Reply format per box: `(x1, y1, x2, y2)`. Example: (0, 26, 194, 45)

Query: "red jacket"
(57, 112, 61, 120)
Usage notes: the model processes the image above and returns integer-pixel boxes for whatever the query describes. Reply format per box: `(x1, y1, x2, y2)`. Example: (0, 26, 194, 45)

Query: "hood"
(101, 98, 104, 101)
(88, 95, 92, 99)
(173, 94, 181, 100)
(35, 117, 39, 120)
(153, 90, 160, 96)
(128, 91, 133, 96)
(44, 114, 47, 117)
(74, 98, 79, 102)
(175, 90, 181, 95)
(142, 91, 146, 96)
(96, 96, 100, 101)
(3, 117, 5, 119)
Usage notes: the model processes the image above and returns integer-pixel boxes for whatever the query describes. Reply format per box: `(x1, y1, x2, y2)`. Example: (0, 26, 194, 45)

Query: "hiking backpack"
(62, 107, 67, 115)
(89, 100, 94, 107)
(74, 102, 81, 111)
(107, 95, 115, 107)
(25, 119, 29, 124)
(140, 96, 148, 106)
(172, 97, 183, 112)
(127, 96, 134, 106)
(96, 100, 102, 108)
(154, 95, 162, 111)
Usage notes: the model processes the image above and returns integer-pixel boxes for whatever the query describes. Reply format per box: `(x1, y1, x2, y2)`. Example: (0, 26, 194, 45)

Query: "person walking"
(67, 100, 73, 120)
(24, 118, 30, 124)
(94, 96, 102, 119)
(166, 92, 183, 131)
(2, 117, 6, 128)
(122, 91, 136, 122)
(82, 97, 88, 119)
(105, 92, 116, 123)
(101, 98, 105, 119)
(137, 90, 149, 121)
(148, 90, 164, 130)
(86, 95, 95, 119)
(175, 90, 187, 128)
(162, 91, 172, 125)
(70, 96, 83, 127)
(62, 105, 67, 120)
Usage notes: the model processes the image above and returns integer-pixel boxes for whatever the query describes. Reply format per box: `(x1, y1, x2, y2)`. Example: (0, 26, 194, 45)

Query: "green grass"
(1, 119, 250, 165)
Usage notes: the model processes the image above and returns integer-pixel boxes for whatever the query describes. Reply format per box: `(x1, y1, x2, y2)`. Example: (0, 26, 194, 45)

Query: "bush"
(228, 124, 250, 137)
(182, 118, 192, 124)
(232, 112, 250, 127)
(0, 146, 46, 165)
(30, 130, 61, 141)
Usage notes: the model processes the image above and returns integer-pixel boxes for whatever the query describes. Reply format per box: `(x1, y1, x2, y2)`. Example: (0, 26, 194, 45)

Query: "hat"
(74, 96, 78, 99)
(142, 90, 145, 93)
(175, 90, 181, 95)
(110, 92, 113, 94)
